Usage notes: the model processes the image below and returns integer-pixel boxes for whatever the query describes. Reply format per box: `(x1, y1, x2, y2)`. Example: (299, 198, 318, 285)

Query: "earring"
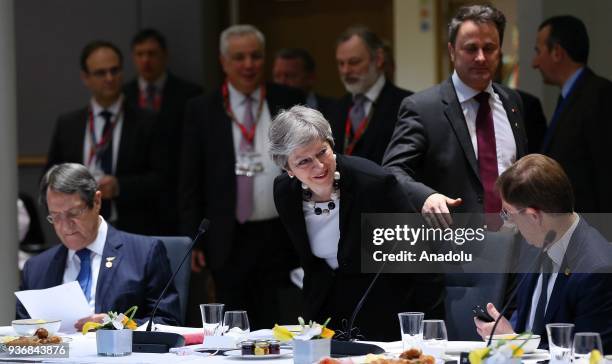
(288, 173, 294, 178)
(333, 153, 337, 160)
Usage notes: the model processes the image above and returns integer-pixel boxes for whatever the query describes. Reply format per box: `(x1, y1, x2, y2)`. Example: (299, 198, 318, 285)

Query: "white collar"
(452, 70, 494, 103)
(546, 213, 580, 268)
(91, 95, 123, 117)
(360, 74, 386, 103)
(138, 72, 167, 92)
(66, 217, 108, 261)
(227, 81, 263, 105)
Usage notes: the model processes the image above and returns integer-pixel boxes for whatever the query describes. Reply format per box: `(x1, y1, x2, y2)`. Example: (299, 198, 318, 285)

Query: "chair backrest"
(443, 231, 518, 340)
(153, 236, 192, 325)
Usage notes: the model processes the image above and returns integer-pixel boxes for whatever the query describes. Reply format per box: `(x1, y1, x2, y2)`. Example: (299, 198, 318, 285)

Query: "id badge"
(235, 151, 264, 177)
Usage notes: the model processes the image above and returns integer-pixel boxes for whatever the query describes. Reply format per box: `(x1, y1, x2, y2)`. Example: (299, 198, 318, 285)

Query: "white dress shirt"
(303, 198, 341, 269)
(451, 71, 516, 175)
(359, 74, 386, 117)
(63, 217, 108, 313)
(227, 82, 280, 221)
(526, 213, 579, 331)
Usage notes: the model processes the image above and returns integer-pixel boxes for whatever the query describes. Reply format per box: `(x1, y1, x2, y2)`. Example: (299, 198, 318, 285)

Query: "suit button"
(477, 195, 483, 203)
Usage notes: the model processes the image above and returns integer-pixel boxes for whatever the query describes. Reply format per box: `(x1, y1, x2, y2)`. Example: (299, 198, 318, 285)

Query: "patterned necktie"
(532, 255, 554, 335)
(474, 92, 501, 215)
(99, 110, 113, 219)
(76, 249, 92, 302)
(349, 94, 366, 132)
(236, 95, 254, 223)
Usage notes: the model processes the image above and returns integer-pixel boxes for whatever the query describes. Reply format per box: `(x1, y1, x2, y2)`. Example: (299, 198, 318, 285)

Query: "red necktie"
(474, 92, 502, 216)
(236, 95, 254, 223)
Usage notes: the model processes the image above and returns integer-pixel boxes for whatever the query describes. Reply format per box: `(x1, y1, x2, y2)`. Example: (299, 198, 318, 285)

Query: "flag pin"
(105, 256, 115, 268)
(564, 268, 571, 276)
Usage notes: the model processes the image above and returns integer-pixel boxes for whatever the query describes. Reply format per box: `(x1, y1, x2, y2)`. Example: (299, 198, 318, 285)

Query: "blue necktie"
(76, 249, 92, 301)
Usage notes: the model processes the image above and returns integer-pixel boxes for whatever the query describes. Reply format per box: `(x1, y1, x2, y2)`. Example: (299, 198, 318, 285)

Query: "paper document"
(15, 281, 92, 333)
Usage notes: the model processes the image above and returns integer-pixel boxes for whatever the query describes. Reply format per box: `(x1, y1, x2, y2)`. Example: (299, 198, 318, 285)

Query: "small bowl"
(486, 334, 541, 353)
(11, 319, 61, 336)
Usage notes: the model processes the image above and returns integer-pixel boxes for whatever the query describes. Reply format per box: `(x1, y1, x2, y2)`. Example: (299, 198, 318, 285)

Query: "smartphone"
(472, 304, 495, 322)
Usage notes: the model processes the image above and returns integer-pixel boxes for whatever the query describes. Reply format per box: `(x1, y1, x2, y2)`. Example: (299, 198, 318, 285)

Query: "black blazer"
(515, 89, 547, 153)
(178, 82, 304, 270)
(543, 68, 612, 213)
(383, 78, 528, 212)
(45, 101, 165, 235)
(17, 225, 181, 326)
(331, 80, 413, 165)
(273, 155, 445, 341)
(124, 73, 203, 234)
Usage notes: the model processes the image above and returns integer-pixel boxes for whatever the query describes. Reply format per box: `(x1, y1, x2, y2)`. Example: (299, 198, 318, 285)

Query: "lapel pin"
(105, 256, 115, 268)
(514, 122, 518, 128)
(564, 268, 571, 276)
(511, 107, 517, 113)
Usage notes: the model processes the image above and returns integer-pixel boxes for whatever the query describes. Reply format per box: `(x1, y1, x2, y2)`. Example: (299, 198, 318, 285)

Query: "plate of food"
(224, 349, 292, 360)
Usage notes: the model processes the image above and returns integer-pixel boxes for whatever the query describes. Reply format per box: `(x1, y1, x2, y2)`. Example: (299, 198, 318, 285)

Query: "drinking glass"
(200, 303, 224, 336)
(547, 323, 574, 364)
(398, 312, 424, 350)
(573, 332, 603, 364)
(422, 319, 448, 358)
(223, 310, 250, 341)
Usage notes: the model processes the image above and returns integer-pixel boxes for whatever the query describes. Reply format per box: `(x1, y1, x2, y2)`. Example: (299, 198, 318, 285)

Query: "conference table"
(0, 326, 551, 363)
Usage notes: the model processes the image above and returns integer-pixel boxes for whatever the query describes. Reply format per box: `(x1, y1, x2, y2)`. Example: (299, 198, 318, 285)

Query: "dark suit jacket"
(516, 90, 547, 153)
(543, 68, 612, 213)
(124, 73, 203, 234)
(17, 225, 181, 326)
(383, 78, 528, 212)
(273, 155, 445, 341)
(45, 101, 164, 235)
(312, 93, 336, 120)
(513, 217, 612, 352)
(179, 82, 303, 270)
(331, 80, 412, 165)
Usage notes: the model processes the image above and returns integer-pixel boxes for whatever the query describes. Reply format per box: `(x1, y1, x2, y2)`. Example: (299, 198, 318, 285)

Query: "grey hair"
(336, 25, 384, 60)
(448, 4, 506, 47)
(268, 105, 335, 170)
(220, 24, 265, 57)
(39, 163, 98, 211)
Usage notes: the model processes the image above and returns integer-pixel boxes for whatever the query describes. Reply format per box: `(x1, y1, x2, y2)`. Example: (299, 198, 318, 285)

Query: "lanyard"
(222, 81, 266, 144)
(87, 106, 122, 166)
(343, 102, 374, 155)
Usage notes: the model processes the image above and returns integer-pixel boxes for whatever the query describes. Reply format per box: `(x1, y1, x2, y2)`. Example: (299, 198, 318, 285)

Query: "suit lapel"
(115, 102, 135, 173)
(95, 226, 124, 312)
(492, 84, 527, 157)
(515, 273, 539, 332)
(441, 79, 480, 181)
(72, 108, 89, 164)
(284, 178, 316, 261)
(543, 273, 569, 324)
(336, 156, 354, 261)
(47, 246, 69, 287)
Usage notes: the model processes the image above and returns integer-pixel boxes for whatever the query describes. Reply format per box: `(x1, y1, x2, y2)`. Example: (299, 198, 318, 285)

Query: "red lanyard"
(343, 104, 371, 156)
(86, 106, 121, 166)
(222, 81, 266, 144)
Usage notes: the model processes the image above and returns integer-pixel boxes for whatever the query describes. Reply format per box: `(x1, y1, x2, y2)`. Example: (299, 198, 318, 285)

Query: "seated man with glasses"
(45, 39, 165, 235)
(474, 154, 612, 352)
(16, 163, 181, 329)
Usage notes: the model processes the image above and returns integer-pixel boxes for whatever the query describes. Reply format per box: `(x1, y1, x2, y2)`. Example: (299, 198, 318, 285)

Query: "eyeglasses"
(499, 207, 526, 222)
(88, 66, 122, 78)
(46, 206, 88, 224)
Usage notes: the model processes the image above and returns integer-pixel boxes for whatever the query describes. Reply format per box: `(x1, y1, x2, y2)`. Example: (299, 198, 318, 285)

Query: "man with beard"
(330, 26, 412, 165)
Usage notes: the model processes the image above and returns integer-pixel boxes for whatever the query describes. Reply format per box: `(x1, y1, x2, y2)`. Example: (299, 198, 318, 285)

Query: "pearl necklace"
(302, 171, 340, 215)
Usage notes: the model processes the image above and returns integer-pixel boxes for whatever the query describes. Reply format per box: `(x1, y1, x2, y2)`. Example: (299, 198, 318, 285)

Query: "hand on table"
(422, 193, 462, 228)
(474, 302, 514, 340)
(75, 313, 108, 331)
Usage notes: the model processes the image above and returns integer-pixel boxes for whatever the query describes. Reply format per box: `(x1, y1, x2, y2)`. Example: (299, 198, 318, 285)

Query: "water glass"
(573, 332, 603, 364)
(200, 303, 224, 336)
(422, 319, 448, 358)
(547, 323, 574, 364)
(398, 312, 424, 350)
(223, 310, 250, 341)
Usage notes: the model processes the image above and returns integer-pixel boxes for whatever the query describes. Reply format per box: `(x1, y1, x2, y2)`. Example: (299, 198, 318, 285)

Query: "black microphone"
(133, 218, 211, 353)
(485, 229, 556, 347)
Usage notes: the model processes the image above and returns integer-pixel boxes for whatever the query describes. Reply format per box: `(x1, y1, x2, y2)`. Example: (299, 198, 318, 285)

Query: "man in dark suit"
(331, 26, 412, 165)
(179, 25, 302, 329)
(46, 40, 164, 235)
(124, 29, 202, 234)
(532, 16, 612, 213)
(272, 48, 335, 118)
(17, 163, 180, 328)
(475, 154, 612, 352)
(383, 5, 527, 223)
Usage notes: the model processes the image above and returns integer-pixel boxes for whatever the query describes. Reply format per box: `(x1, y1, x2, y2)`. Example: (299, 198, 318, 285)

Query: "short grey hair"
(448, 4, 506, 47)
(40, 163, 98, 211)
(268, 105, 335, 170)
(336, 25, 384, 60)
(220, 24, 265, 57)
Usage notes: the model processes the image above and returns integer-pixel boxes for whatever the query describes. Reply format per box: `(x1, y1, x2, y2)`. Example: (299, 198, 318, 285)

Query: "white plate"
(224, 349, 292, 359)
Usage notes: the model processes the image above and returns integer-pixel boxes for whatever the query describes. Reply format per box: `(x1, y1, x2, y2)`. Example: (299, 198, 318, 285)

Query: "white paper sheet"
(15, 281, 92, 333)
